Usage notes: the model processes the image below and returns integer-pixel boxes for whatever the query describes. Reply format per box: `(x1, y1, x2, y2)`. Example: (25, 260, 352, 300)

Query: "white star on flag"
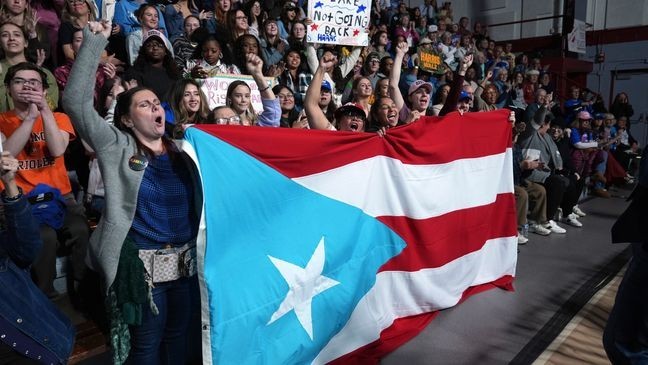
(267, 237, 340, 340)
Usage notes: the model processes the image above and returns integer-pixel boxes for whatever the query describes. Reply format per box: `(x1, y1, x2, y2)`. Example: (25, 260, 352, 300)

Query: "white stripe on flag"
(312, 236, 517, 364)
(180, 140, 214, 364)
(293, 150, 513, 219)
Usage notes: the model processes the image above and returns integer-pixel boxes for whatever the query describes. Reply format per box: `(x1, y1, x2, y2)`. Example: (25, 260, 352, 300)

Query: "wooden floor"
(535, 269, 623, 365)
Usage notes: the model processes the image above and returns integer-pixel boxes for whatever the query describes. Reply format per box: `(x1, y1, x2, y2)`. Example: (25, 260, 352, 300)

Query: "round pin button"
(129, 154, 149, 171)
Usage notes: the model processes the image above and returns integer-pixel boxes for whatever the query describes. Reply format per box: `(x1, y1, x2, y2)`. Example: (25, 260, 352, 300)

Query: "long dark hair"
(168, 79, 209, 123)
(261, 19, 281, 48)
(233, 34, 264, 72)
(243, 0, 267, 27)
(114, 86, 179, 159)
(368, 96, 398, 131)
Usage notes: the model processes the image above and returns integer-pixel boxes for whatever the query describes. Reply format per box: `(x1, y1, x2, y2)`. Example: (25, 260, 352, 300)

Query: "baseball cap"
(419, 37, 433, 46)
(143, 29, 172, 52)
(458, 90, 472, 101)
(334, 103, 367, 122)
(321, 80, 332, 92)
(427, 25, 438, 33)
(408, 80, 433, 96)
(367, 52, 380, 62)
(577, 110, 592, 120)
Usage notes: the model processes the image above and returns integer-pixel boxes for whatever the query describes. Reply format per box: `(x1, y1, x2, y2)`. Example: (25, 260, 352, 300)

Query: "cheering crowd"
(0, 0, 643, 363)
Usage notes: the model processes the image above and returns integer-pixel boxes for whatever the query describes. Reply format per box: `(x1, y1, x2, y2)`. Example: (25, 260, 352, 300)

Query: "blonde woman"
(58, 0, 98, 61)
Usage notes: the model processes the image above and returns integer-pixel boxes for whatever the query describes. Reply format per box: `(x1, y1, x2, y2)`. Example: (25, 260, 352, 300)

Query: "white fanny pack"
(138, 240, 197, 284)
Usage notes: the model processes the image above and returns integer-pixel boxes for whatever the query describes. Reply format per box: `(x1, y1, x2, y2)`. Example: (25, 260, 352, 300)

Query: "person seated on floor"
(569, 111, 610, 198)
(518, 113, 579, 233)
(0, 62, 89, 298)
(512, 122, 551, 244)
(0, 151, 75, 365)
(599, 113, 629, 187)
(547, 121, 588, 227)
(611, 116, 640, 175)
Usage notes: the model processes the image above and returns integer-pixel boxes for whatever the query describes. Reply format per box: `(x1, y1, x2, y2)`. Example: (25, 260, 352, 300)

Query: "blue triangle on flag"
(185, 128, 407, 364)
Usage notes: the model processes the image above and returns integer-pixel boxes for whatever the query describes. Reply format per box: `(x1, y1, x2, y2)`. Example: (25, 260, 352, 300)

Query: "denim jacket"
(0, 195, 75, 363)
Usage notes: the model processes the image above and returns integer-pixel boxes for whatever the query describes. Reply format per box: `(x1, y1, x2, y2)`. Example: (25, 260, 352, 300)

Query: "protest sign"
(567, 19, 586, 54)
(199, 74, 274, 114)
(417, 49, 442, 73)
(307, 0, 371, 46)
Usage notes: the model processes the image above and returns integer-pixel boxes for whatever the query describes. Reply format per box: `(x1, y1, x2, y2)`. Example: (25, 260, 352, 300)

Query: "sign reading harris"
(307, 0, 370, 46)
(198, 74, 274, 114)
(417, 49, 442, 73)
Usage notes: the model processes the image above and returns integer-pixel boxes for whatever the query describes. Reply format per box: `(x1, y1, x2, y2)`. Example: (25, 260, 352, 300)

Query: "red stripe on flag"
(328, 275, 515, 365)
(192, 110, 512, 178)
(377, 193, 517, 272)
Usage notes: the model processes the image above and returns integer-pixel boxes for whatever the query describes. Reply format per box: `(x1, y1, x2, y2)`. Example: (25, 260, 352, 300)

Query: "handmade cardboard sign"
(307, 0, 371, 46)
(199, 74, 274, 113)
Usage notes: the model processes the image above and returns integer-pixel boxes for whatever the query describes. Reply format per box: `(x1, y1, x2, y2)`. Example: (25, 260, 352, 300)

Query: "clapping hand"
(35, 49, 46, 67)
(0, 151, 19, 184)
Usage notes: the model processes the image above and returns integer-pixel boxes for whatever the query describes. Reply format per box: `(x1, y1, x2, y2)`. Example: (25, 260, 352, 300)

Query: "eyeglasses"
(214, 115, 242, 125)
(277, 93, 294, 100)
(11, 77, 42, 87)
(369, 59, 380, 64)
(145, 42, 165, 49)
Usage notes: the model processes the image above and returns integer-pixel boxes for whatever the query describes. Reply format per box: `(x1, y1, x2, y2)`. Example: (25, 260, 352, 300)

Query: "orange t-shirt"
(0, 111, 76, 195)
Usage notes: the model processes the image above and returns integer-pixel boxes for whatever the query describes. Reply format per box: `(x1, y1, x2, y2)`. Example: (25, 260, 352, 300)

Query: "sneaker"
(562, 213, 583, 227)
(517, 234, 529, 245)
(529, 223, 551, 236)
(572, 205, 586, 217)
(543, 220, 567, 234)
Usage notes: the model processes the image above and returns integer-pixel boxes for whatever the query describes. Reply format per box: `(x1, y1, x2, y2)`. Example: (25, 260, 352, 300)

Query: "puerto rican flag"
(183, 109, 517, 364)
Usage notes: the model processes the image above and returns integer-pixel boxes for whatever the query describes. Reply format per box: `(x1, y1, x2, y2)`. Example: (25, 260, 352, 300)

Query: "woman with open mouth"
(63, 20, 203, 364)
(367, 96, 400, 132)
(305, 51, 368, 133)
